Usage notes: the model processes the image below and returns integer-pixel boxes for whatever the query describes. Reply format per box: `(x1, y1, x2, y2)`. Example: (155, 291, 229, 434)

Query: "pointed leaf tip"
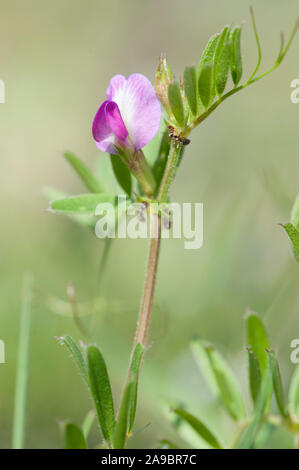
(230, 26, 243, 86)
(64, 422, 87, 449)
(50, 193, 118, 215)
(191, 338, 245, 420)
(57, 335, 88, 384)
(110, 154, 132, 197)
(173, 408, 222, 449)
(64, 151, 103, 194)
(198, 33, 219, 108)
(266, 349, 287, 417)
(246, 312, 270, 378)
(214, 26, 232, 96)
(281, 223, 299, 263)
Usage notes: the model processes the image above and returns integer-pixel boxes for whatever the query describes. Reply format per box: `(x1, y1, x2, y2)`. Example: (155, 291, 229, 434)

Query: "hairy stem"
(122, 141, 181, 414)
(131, 141, 181, 346)
(157, 143, 182, 203)
(128, 141, 181, 351)
(134, 214, 161, 347)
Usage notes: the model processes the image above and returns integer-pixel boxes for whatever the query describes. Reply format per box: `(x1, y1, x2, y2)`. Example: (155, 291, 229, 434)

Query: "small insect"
(168, 126, 191, 147)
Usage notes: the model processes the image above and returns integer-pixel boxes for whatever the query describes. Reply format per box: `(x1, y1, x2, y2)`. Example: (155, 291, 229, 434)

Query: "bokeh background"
(0, 0, 299, 448)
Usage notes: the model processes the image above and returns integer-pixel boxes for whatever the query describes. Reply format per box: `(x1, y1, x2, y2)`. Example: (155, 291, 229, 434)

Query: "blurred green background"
(1, 0, 299, 449)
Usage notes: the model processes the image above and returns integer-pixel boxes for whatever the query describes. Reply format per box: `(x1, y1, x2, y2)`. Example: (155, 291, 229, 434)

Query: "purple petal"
(106, 73, 161, 150)
(105, 101, 128, 142)
(92, 101, 111, 142)
(92, 100, 128, 155)
(106, 75, 126, 102)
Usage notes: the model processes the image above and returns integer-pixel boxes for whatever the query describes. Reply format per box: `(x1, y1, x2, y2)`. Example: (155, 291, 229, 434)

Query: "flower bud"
(155, 55, 173, 115)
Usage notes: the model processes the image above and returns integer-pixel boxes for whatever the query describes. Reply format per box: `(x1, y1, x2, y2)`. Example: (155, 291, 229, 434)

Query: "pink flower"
(92, 74, 161, 156)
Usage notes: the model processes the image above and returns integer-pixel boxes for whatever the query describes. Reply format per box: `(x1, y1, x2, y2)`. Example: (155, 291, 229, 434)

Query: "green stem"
(120, 16, 299, 436)
(130, 139, 182, 349)
(124, 150, 156, 198)
(121, 140, 181, 438)
(157, 142, 182, 203)
(12, 272, 34, 449)
(133, 214, 161, 347)
(248, 5, 262, 82)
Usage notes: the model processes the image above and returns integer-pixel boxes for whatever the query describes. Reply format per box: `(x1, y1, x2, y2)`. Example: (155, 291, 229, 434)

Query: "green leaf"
(183, 66, 198, 116)
(127, 343, 144, 434)
(204, 345, 246, 420)
(152, 129, 171, 192)
(44, 187, 96, 230)
(50, 193, 117, 215)
(64, 151, 103, 193)
(266, 349, 287, 417)
(199, 33, 220, 65)
(110, 155, 132, 197)
(113, 382, 132, 449)
(198, 64, 214, 109)
(191, 338, 245, 420)
(64, 422, 87, 449)
(87, 345, 115, 445)
(56, 335, 88, 384)
(289, 366, 299, 419)
(82, 410, 95, 439)
(281, 223, 299, 262)
(230, 26, 243, 86)
(173, 409, 222, 449)
(191, 338, 219, 395)
(246, 312, 270, 378)
(238, 356, 273, 449)
(168, 81, 185, 128)
(214, 26, 231, 96)
(291, 194, 299, 230)
(247, 347, 261, 404)
(197, 33, 219, 109)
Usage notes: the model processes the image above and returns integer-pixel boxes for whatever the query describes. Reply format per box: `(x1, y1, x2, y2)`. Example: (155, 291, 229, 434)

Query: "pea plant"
(41, 8, 298, 449)
(159, 195, 299, 450)
(159, 312, 299, 449)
